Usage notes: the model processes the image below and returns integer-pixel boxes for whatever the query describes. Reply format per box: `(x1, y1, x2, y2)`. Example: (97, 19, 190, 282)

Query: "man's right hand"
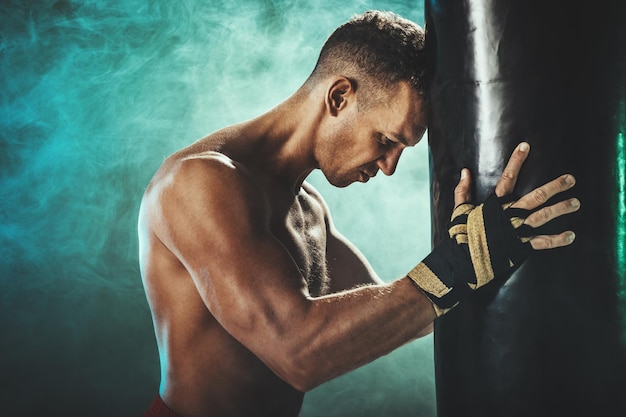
(407, 142, 580, 316)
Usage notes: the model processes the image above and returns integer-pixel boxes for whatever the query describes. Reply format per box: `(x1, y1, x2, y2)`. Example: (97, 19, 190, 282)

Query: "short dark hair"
(305, 10, 427, 108)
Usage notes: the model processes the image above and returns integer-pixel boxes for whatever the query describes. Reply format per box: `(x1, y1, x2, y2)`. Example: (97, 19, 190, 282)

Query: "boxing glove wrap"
(408, 193, 534, 316)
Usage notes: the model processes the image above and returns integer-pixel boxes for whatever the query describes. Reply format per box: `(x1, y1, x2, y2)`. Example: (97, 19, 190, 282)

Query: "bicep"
(196, 231, 310, 338)
(154, 159, 311, 347)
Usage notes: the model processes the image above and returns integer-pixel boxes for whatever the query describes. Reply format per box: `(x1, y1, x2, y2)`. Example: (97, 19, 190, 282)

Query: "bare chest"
(269, 192, 330, 297)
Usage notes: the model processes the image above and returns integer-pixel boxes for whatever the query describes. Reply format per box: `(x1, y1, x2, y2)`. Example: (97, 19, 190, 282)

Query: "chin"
(328, 178, 352, 188)
(322, 171, 351, 188)
(328, 176, 356, 188)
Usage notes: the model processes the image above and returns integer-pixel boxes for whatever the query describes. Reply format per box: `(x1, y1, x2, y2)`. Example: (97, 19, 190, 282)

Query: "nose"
(377, 146, 404, 176)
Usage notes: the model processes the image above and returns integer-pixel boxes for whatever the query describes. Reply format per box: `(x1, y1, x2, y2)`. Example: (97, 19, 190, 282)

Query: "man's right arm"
(146, 154, 437, 392)
(145, 143, 579, 392)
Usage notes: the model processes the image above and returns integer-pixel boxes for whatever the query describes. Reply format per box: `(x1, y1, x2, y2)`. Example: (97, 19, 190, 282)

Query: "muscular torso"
(139, 133, 340, 416)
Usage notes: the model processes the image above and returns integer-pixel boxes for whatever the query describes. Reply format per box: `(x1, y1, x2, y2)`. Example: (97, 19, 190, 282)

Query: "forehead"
(378, 82, 428, 145)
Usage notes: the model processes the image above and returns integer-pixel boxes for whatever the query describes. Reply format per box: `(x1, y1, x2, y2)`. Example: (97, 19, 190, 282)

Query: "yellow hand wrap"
(408, 193, 533, 316)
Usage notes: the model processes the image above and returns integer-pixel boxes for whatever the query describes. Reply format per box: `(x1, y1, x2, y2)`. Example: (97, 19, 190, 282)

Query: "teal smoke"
(0, 1, 434, 416)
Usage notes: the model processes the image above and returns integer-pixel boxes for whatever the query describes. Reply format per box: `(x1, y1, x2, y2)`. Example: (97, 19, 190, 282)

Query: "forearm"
(266, 277, 435, 391)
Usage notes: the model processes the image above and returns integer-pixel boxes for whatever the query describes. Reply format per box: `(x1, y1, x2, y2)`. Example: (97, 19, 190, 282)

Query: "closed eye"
(379, 135, 392, 146)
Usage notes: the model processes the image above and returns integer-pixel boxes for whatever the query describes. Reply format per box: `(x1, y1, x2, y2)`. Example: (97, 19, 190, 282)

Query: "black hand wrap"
(408, 193, 534, 316)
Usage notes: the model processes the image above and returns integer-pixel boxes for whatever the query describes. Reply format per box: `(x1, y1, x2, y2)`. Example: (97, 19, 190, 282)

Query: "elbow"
(251, 302, 328, 392)
(269, 349, 325, 392)
(280, 361, 322, 393)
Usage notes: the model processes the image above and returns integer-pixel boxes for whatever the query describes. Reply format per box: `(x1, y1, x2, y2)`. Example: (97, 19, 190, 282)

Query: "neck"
(237, 86, 325, 194)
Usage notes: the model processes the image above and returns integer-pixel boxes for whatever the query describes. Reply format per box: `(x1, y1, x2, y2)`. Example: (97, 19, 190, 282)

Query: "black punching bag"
(425, 1, 626, 416)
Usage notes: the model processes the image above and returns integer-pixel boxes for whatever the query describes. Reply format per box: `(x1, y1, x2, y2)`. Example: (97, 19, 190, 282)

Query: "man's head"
(305, 10, 428, 109)
(307, 11, 429, 188)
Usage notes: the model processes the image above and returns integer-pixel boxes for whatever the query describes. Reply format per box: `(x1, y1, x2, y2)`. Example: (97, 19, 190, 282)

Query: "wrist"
(407, 238, 472, 316)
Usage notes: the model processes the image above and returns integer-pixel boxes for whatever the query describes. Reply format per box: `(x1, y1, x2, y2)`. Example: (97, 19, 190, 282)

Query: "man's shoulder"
(158, 151, 259, 193)
(144, 150, 268, 220)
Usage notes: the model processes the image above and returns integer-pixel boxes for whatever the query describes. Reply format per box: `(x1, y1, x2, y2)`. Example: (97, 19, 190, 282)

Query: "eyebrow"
(393, 133, 421, 147)
(391, 133, 409, 146)
(393, 126, 427, 147)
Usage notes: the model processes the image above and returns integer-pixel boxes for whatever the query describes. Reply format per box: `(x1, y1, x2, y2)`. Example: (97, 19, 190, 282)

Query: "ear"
(325, 77, 355, 117)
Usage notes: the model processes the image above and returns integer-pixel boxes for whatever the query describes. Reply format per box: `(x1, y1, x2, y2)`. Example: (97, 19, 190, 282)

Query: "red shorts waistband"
(142, 395, 181, 417)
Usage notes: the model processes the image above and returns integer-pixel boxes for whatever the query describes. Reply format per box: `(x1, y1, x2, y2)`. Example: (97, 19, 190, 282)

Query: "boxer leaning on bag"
(138, 11, 580, 417)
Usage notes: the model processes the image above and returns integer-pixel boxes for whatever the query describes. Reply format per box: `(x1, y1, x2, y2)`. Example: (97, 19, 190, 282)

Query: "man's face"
(319, 81, 428, 188)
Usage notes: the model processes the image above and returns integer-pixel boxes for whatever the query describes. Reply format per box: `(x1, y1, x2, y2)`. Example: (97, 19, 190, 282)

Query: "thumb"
(454, 168, 472, 207)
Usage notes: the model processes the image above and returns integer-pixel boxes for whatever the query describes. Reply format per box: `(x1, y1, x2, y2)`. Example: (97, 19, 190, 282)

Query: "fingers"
(513, 174, 576, 211)
(530, 231, 576, 250)
(523, 197, 580, 228)
(524, 185, 580, 250)
(454, 168, 471, 207)
(495, 142, 530, 197)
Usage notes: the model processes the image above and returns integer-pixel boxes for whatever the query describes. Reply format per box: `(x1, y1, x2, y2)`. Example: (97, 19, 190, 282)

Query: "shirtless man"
(138, 11, 580, 417)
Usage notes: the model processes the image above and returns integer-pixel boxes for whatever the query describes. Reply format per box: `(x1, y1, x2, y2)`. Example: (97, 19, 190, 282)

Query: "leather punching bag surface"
(425, 1, 626, 416)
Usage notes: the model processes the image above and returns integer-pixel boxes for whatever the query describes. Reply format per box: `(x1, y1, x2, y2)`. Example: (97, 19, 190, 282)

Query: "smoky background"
(0, 1, 434, 416)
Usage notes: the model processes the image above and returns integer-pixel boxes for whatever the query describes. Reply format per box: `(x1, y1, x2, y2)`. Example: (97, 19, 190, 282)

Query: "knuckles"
(532, 188, 548, 204)
(531, 235, 553, 250)
(539, 206, 552, 222)
(500, 169, 516, 181)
